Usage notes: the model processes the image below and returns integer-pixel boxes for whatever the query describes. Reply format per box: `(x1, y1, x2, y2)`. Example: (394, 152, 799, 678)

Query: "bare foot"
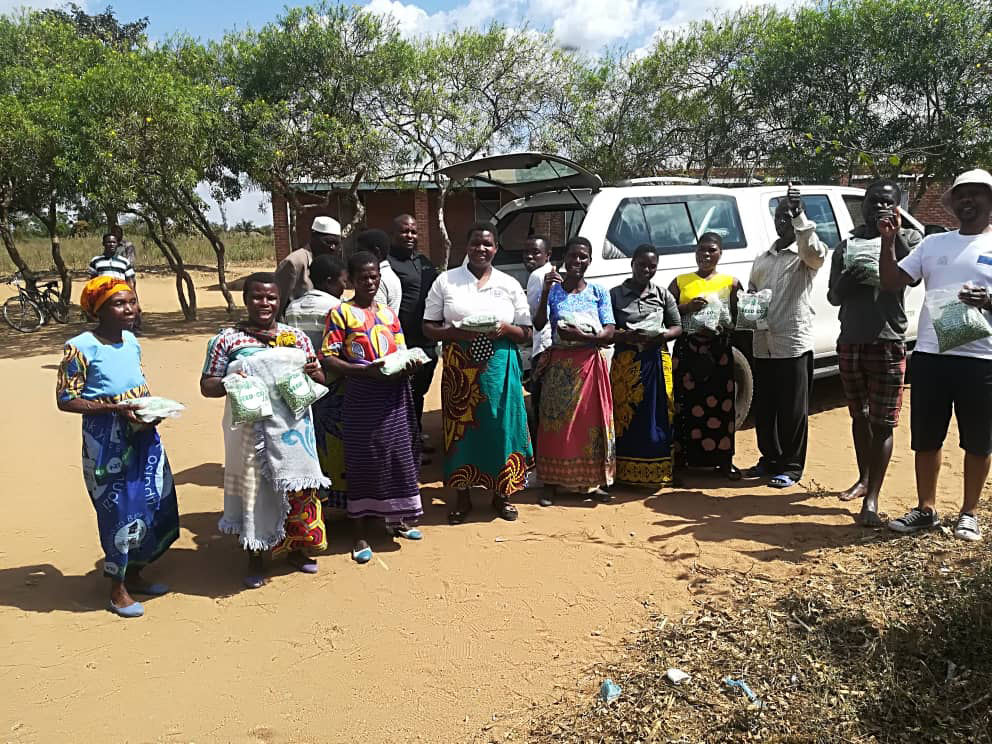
(839, 481, 868, 502)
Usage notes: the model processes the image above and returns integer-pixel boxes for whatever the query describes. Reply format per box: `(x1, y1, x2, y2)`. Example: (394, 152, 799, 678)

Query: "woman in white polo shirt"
(879, 168, 992, 542)
(423, 223, 534, 524)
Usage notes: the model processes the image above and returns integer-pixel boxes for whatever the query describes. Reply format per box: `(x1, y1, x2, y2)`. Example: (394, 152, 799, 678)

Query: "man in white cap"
(880, 168, 992, 542)
(276, 215, 342, 313)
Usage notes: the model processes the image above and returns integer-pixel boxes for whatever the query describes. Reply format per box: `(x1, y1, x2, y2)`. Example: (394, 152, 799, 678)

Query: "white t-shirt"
(424, 265, 531, 327)
(898, 230, 992, 359)
(375, 260, 403, 314)
(526, 263, 554, 357)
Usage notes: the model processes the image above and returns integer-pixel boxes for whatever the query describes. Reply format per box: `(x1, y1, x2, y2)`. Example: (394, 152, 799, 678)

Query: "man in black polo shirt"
(388, 214, 439, 451)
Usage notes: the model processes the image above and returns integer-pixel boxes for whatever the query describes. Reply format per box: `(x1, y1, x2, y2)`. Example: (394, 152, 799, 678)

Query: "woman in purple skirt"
(319, 251, 425, 564)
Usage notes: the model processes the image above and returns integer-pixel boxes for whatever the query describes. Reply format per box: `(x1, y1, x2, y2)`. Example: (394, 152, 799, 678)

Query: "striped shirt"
(748, 213, 827, 358)
(88, 253, 135, 281)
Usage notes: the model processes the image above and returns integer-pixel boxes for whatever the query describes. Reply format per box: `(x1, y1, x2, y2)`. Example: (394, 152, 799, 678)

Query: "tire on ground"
(732, 345, 753, 431)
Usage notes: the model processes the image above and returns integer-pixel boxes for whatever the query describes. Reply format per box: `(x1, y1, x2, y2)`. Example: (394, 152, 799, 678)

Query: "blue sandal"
(352, 546, 373, 564)
(390, 526, 423, 540)
(769, 474, 797, 489)
(108, 600, 144, 618)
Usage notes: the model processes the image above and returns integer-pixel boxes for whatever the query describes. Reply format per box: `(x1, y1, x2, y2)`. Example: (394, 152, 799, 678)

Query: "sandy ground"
(0, 270, 971, 743)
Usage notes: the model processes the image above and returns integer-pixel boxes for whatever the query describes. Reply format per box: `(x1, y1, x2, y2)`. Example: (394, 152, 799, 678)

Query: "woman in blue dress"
(532, 237, 617, 505)
(57, 277, 180, 618)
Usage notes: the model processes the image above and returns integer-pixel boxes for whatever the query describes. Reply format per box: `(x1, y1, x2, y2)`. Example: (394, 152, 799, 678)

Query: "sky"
(1, 0, 780, 224)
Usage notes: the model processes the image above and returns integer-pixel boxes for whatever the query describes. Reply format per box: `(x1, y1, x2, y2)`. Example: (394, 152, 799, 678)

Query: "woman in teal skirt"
(423, 223, 533, 524)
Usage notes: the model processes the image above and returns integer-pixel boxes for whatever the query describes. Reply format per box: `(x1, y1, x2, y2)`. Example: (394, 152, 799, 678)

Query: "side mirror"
(924, 224, 949, 236)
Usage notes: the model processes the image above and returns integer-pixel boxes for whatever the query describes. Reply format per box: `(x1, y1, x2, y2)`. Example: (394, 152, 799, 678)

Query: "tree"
(220, 4, 402, 245)
(375, 26, 574, 267)
(0, 13, 109, 300)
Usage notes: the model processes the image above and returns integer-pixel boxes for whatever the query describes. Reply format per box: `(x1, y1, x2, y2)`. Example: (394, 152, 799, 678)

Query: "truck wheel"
(733, 346, 753, 431)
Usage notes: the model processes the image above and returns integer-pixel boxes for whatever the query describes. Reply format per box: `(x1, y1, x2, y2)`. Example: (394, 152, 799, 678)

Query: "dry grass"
(1, 233, 275, 275)
(527, 503, 992, 744)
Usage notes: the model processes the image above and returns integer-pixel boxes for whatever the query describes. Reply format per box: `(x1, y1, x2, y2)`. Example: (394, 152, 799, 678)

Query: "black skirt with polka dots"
(673, 332, 736, 468)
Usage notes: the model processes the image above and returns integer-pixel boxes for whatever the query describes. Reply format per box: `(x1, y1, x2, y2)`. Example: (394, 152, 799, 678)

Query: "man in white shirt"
(880, 168, 992, 541)
(356, 229, 402, 313)
(283, 253, 348, 351)
(745, 184, 828, 488)
(523, 236, 552, 484)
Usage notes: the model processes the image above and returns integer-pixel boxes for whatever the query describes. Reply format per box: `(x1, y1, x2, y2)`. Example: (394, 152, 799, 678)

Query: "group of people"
(58, 168, 992, 618)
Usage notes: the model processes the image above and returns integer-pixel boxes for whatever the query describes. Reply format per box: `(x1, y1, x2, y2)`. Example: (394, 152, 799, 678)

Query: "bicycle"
(3, 272, 70, 332)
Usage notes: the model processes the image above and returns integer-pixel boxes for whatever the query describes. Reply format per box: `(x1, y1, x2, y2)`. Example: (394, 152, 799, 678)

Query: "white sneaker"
(953, 512, 982, 542)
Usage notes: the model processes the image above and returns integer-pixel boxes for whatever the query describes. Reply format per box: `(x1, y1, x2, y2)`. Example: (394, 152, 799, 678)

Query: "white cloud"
(364, 0, 503, 37)
(362, 0, 787, 53)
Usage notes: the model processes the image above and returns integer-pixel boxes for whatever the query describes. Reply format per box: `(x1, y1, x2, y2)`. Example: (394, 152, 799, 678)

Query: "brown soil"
(0, 270, 968, 743)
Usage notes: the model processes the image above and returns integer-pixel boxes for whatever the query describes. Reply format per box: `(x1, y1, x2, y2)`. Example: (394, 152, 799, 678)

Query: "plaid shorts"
(837, 341, 907, 428)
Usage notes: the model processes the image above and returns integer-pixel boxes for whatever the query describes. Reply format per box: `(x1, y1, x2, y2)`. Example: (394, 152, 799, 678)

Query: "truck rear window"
(604, 195, 747, 259)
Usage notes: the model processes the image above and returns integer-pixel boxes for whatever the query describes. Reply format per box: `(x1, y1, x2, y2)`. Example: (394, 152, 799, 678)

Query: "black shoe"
(888, 507, 939, 534)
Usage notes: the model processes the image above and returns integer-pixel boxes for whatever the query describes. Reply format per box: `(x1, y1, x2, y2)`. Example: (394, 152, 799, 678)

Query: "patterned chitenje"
(538, 357, 582, 432)
(441, 342, 484, 450)
(610, 350, 643, 438)
(616, 457, 673, 487)
(271, 488, 327, 556)
(449, 452, 531, 497)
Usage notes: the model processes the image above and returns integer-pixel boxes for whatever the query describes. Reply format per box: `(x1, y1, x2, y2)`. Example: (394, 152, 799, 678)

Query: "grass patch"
(530, 510, 992, 743)
(1, 233, 275, 275)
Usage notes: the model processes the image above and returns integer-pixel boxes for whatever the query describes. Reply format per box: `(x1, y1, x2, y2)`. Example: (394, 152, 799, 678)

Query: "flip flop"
(769, 474, 797, 489)
(108, 600, 144, 618)
(390, 526, 424, 540)
(243, 575, 265, 589)
(352, 546, 373, 564)
(127, 582, 170, 597)
(723, 465, 743, 481)
(288, 555, 319, 574)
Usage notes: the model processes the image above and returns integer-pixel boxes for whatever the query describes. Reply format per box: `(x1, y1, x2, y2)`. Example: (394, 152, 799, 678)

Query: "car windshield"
(495, 206, 585, 266)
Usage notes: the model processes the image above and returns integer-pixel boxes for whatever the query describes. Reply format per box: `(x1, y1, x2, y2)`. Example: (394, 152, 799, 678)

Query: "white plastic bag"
(557, 310, 602, 347)
(685, 294, 731, 333)
(223, 374, 273, 426)
(379, 347, 431, 376)
(926, 287, 992, 353)
(454, 312, 501, 333)
(735, 289, 772, 331)
(130, 396, 186, 423)
(626, 310, 667, 337)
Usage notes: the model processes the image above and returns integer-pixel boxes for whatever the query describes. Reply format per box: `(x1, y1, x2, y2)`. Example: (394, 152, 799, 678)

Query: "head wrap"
(80, 276, 132, 318)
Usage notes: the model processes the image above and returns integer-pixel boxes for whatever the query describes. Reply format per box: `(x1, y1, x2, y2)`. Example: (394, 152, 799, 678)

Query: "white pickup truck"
(440, 153, 930, 423)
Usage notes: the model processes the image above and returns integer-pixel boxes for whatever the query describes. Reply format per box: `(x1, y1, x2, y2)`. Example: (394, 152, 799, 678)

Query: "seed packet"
(223, 374, 273, 426)
(844, 238, 881, 286)
(735, 289, 773, 331)
(927, 288, 992, 353)
(685, 294, 732, 333)
(275, 369, 326, 418)
(130, 396, 186, 423)
(455, 313, 501, 333)
(379, 347, 431, 376)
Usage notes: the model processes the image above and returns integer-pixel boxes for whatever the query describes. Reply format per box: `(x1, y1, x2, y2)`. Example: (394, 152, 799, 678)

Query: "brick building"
(271, 181, 521, 268)
(270, 174, 962, 267)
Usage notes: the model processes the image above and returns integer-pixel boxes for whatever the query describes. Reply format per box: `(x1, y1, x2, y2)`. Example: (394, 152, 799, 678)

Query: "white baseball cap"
(311, 215, 342, 235)
(941, 168, 992, 215)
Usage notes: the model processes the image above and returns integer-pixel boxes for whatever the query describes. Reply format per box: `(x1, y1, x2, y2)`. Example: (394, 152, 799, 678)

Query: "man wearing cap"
(276, 215, 342, 314)
(880, 168, 992, 542)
